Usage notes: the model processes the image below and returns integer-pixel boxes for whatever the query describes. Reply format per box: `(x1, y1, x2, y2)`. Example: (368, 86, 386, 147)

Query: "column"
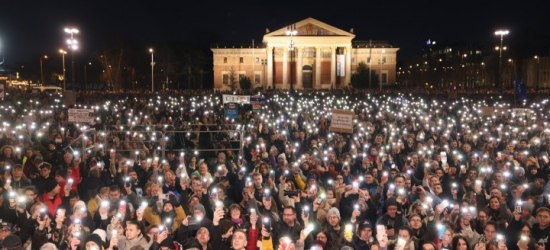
(267, 46, 273, 88)
(315, 46, 321, 88)
(345, 46, 351, 86)
(296, 47, 303, 89)
(330, 46, 336, 86)
(283, 47, 288, 89)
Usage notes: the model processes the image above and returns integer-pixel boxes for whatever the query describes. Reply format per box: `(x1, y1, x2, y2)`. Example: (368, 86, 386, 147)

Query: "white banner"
(330, 109, 354, 133)
(68, 109, 95, 123)
(337, 55, 346, 77)
(512, 108, 532, 118)
(223, 95, 250, 104)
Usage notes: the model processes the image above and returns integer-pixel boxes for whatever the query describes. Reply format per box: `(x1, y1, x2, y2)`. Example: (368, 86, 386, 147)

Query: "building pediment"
(264, 17, 355, 38)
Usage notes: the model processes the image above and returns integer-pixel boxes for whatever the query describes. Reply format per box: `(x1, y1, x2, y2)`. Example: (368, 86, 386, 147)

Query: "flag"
(515, 76, 526, 101)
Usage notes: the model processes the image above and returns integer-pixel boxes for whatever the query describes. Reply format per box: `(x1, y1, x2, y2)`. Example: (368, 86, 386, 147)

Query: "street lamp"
(59, 49, 67, 90)
(379, 49, 386, 91)
(149, 48, 154, 92)
(65, 27, 79, 90)
(495, 29, 509, 89)
(286, 24, 297, 91)
(40, 55, 48, 85)
(0, 38, 4, 65)
(84, 62, 91, 91)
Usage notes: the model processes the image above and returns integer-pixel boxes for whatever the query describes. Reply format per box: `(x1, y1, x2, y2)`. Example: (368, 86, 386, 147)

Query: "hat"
(43, 179, 58, 193)
(327, 207, 341, 221)
(523, 202, 534, 214)
(73, 200, 86, 212)
(278, 153, 286, 160)
(92, 229, 107, 243)
(0, 222, 12, 230)
(307, 173, 318, 181)
(56, 169, 68, 179)
(2, 234, 22, 249)
(193, 204, 206, 216)
(358, 220, 373, 231)
(160, 239, 175, 250)
(84, 233, 105, 248)
(341, 247, 354, 250)
(386, 197, 398, 208)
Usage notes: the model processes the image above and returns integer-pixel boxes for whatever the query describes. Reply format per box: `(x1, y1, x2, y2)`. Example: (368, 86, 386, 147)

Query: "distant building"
(397, 40, 494, 89)
(522, 56, 550, 89)
(211, 17, 399, 89)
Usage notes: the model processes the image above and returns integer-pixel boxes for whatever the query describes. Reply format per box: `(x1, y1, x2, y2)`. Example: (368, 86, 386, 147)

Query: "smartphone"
(263, 217, 271, 233)
(437, 224, 446, 240)
(39, 208, 47, 220)
(376, 225, 386, 236)
(264, 189, 271, 201)
(303, 205, 310, 217)
(280, 237, 291, 250)
(119, 201, 127, 215)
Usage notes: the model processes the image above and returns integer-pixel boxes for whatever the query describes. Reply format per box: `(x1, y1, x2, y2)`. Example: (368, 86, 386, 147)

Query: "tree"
(351, 62, 379, 89)
(239, 76, 252, 90)
(228, 67, 237, 90)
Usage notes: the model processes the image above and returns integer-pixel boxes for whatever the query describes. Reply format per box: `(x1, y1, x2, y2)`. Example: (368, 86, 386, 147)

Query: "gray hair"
(40, 243, 58, 250)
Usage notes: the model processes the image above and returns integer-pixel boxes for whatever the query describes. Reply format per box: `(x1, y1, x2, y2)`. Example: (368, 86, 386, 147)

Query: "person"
(212, 208, 248, 250)
(452, 235, 471, 250)
(531, 207, 550, 250)
(376, 198, 408, 240)
(2, 234, 22, 250)
(116, 221, 153, 250)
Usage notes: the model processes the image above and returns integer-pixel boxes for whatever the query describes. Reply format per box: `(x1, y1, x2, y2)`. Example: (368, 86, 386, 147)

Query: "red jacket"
(39, 192, 63, 215)
(247, 227, 259, 250)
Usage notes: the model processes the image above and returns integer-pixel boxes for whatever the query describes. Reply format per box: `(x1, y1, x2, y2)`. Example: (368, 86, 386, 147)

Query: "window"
(240, 57, 244, 63)
(254, 72, 261, 85)
(223, 74, 229, 85)
(223, 57, 227, 63)
(255, 57, 259, 64)
(239, 73, 245, 80)
(352, 57, 355, 63)
(382, 73, 388, 84)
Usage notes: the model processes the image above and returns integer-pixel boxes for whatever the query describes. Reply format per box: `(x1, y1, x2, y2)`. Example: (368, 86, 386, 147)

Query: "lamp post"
(84, 62, 91, 91)
(495, 30, 509, 90)
(286, 24, 297, 92)
(39, 55, 48, 85)
(59, 49, 67, 90)
(0, 38, 4, 66)
(534, 55, 540, 89)
(149, 48, 154, 92)
(379, 50, 386, 91)
(65, 28, 79, 90)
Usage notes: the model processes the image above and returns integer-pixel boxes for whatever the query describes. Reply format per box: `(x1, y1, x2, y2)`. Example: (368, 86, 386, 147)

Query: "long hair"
(452, 235, 471, 250)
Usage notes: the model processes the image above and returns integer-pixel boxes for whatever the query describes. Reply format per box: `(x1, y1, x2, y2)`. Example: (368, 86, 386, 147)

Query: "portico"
(212, 17, 399, 89)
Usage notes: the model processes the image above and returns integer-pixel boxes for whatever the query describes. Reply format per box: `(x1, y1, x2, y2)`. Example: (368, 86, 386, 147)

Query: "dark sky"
(1, 0, 549, 65)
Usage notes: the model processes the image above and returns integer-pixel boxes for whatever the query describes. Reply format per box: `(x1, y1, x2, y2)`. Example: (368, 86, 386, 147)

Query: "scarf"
(231, 218, 244, 225)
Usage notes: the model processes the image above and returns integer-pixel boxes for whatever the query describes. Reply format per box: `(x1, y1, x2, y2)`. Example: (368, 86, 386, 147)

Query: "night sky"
(1, 0, 549, 65)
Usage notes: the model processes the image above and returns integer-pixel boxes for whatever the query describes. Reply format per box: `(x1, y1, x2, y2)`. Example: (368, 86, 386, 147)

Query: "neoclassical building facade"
(212, 17, 399, 89)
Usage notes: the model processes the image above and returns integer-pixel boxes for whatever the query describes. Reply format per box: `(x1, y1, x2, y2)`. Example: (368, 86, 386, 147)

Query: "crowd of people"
(0, 87, 548, 250)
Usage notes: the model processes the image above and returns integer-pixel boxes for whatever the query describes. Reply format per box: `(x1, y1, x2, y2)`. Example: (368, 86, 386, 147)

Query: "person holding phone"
(376, 198, 407, 240)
